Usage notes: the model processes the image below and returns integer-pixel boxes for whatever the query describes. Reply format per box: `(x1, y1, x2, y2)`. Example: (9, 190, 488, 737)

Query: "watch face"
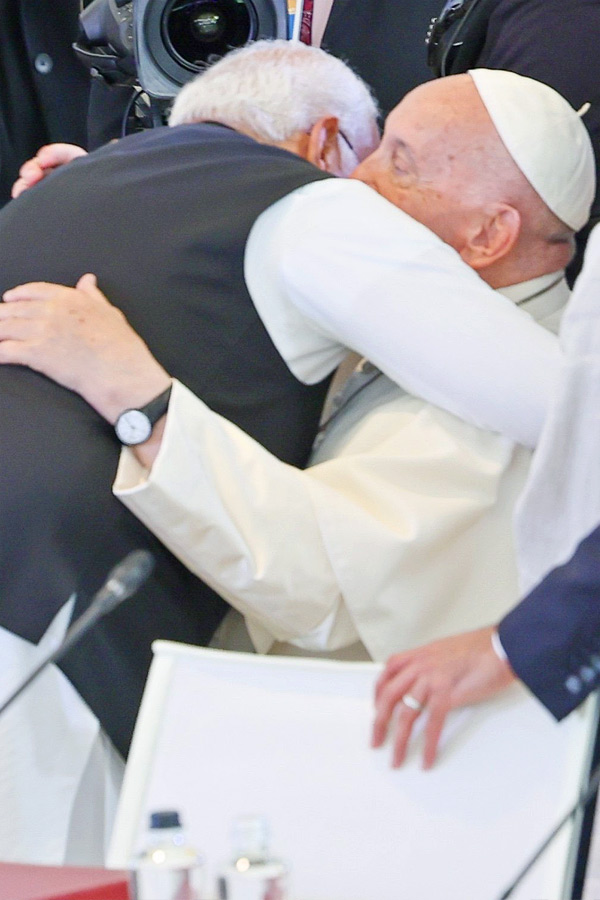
(115, 409, 153, 446)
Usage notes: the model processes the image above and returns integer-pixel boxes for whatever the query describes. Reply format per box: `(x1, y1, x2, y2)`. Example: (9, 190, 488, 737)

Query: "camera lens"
(162, 0, 256, 70)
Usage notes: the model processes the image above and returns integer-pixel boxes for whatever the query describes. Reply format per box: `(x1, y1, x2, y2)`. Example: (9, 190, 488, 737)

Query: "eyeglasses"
(338, 129, 357, 160)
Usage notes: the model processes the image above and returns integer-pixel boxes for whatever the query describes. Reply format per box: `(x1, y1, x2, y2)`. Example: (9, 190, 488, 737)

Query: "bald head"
(353, 72, 589, 287)
(391, 74, 522, 202)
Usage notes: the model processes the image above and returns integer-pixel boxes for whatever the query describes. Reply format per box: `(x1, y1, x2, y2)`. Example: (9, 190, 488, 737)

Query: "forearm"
(261, 179, 561, 448)
(114, 380, 353, 645)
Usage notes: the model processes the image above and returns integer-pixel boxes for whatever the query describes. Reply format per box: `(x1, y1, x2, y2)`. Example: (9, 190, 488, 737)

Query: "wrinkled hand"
(372, 626, 516, 770)
(0, 275, 171, 422)
(11, 143, 88, 198)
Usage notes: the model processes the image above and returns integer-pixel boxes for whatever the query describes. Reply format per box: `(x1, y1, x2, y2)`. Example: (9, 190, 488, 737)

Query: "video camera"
(74, 0, 289, 100)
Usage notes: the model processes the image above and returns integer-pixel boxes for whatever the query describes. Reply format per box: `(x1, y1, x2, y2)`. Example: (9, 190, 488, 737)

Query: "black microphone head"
(101, 549, 155, 613)
(0, 549, 156, 722)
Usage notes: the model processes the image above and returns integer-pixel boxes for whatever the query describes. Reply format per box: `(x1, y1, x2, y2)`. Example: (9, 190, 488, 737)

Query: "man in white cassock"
(110, 69, 597, 660)
(2, 69, 593, 661)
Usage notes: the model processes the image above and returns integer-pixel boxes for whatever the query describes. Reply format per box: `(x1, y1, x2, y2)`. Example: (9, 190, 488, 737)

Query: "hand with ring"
(401, 693, 425, 712)
(371, 625, 516, 769)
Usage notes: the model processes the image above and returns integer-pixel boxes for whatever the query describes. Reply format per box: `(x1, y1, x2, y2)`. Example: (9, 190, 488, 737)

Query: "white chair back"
(108, 641, 598, 900)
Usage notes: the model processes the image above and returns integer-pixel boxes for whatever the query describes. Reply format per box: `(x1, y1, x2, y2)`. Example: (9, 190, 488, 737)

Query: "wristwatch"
(114, 384, 172, 446)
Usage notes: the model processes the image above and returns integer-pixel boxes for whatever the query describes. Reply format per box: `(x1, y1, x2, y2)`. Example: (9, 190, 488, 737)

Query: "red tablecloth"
(0, 861, 129, 900)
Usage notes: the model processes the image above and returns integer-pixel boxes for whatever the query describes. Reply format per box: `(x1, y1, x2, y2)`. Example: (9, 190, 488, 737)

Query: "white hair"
(168, 39, 380, 164)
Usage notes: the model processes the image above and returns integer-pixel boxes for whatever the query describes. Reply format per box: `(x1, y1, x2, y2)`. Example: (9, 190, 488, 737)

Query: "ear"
(306, 116, 343, 174)
(459, 204, 521, 272)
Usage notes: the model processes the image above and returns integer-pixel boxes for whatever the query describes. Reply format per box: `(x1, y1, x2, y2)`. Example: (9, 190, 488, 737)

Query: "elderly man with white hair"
(2, 61, 594, 675)
(0, 41, 577, 867)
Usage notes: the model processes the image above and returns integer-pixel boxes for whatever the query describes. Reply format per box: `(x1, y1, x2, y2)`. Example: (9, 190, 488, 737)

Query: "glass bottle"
(217, 815, 289, 900)
(130, 809, 204, 900)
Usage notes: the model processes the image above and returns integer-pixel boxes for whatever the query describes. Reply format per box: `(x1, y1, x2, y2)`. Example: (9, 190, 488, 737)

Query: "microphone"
(497, 754, 600, 899)
(0, 549, 154, 719)
(74, 548, 156, 618)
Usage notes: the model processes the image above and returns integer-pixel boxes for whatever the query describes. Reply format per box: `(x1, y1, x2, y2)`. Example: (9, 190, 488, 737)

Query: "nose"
(351, 156, 372, 183)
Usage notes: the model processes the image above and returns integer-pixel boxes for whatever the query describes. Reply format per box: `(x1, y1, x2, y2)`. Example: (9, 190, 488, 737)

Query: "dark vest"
(0, 124, 331, 756)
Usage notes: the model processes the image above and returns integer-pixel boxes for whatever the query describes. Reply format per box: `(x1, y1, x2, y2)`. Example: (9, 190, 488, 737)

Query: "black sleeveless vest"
(0, 124, 331, 756)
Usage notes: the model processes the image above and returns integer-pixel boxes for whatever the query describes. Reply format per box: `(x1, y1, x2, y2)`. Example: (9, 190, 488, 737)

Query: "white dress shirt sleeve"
(491, 629, 509, 661)
(245, 179, 561, 449)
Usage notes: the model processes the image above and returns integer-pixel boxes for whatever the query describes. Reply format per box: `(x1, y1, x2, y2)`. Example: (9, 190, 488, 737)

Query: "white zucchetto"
(469, 68, 596, 232)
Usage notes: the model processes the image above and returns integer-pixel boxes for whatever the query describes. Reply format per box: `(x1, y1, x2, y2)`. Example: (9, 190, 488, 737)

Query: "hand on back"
(11, 143, 88, 199)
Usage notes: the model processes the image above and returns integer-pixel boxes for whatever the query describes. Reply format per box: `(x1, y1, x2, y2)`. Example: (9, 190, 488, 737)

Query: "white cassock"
(114, 272, 567, 660)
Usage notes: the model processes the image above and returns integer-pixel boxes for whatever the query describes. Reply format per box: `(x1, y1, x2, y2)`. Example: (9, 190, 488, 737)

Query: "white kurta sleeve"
(245, 179, 561, 449)
(114, 379, 528, 659)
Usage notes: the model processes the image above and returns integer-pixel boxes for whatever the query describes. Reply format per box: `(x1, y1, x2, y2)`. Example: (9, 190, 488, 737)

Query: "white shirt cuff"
(491, 628, 508, 662)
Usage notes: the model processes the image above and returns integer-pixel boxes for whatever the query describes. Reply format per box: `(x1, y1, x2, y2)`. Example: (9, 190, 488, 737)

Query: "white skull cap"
(469, 68, 596, 232)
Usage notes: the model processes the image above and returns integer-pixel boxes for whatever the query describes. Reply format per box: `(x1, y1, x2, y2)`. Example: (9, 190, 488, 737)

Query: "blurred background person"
(310, 0, 441, 120)
(0, 0, 89, 206)
(426, 0, 600, 279)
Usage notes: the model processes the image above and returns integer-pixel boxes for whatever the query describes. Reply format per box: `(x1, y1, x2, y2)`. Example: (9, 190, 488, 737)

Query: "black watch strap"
(141, 384, 173, 424)
(114, 384, 173, 446)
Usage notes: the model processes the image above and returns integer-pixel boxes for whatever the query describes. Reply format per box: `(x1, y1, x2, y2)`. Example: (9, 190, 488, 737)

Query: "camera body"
(76, 0, 289, 99)
(135, 0, 288, 98)
(426, 0, 497, 77)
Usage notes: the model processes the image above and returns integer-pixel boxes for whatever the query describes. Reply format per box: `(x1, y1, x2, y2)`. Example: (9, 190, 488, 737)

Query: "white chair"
(108, 641, 598, 899)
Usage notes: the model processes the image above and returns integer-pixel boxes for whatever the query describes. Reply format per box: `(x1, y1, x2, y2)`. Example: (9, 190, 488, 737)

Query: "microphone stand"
(498, 735, 600, 899)
(0, 549, 154, 720)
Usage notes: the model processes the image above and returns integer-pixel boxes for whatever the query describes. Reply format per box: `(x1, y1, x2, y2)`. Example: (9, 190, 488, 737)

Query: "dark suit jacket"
(0, 0, 90, 206)
(0, 0, 136, 207)
(474, 0, 600, 279)
(322, 0, 441, 120)
(499, 522, 600, 719)
(0, 124, 331, 757)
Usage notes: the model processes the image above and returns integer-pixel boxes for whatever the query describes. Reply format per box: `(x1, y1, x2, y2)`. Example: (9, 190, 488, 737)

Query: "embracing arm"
(115, 382, 524, 657)
(250, 179, 562, 448)
(0, 276, 351, 647)
(114, 380, 356, 648)
(11, 143, 88, 198)
(0, 277, 525, 656)
(0, 274, 537, 663)
(0, 275, 171, 452)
